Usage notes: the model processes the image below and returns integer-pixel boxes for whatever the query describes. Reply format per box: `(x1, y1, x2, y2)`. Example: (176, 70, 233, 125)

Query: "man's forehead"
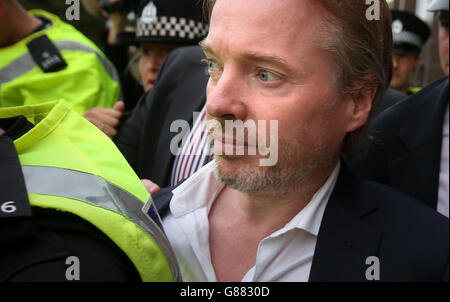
(207, 0, 328, 57)
(210, 0, 325, 36)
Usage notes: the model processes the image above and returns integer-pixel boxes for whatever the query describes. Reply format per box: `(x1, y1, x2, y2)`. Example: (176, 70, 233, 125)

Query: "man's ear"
(344, 80, 378, 133)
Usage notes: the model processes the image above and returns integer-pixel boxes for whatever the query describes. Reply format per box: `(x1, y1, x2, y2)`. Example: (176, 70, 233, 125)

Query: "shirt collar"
(171, 160, 223, 217)
(170, 160, 340, 237)
(277, 162, 340, 237)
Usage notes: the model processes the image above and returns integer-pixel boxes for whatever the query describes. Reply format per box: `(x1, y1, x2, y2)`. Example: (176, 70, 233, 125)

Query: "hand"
(107, 11, 128, 44)
(84, 101, 125, 139)
(141, 179, 161, 195)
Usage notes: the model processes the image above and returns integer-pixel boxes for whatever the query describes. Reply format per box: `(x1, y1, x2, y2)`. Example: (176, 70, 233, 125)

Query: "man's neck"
(212, 162, 338, 230)
(1, 8, 43, 47)
(208, 160, 339, 282)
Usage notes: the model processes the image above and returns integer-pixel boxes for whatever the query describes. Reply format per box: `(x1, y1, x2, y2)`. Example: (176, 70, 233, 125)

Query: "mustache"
(206, 118, 261, 147)
(204, 114, 280, 166)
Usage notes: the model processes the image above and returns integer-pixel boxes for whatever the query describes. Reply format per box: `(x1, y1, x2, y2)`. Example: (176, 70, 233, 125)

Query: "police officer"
(0, 100, 180, 281)
(390, 10, 431, 95)
(84, 0, 208, 138)
(428, 0, 449, 76)
(0, 0, 120, 115)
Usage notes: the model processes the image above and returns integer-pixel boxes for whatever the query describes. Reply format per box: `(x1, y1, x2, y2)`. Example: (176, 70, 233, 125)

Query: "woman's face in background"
(139, 43, 179, 91)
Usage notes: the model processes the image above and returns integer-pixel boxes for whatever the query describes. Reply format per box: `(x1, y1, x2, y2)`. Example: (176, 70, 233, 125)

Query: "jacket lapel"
(309, 163, 383, 282)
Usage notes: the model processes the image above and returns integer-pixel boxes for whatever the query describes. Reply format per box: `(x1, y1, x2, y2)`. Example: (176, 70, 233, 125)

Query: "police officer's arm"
(84, 101, 125, 138)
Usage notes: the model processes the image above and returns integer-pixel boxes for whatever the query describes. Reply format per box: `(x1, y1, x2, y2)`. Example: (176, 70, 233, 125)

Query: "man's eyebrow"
(199, 39, 213, 54)
(199, 40, 293, 73)
(242, 53, 290, 70)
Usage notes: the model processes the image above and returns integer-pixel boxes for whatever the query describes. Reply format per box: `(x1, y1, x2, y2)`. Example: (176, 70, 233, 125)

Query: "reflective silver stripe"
(22, 165, 181, 281)
(0, 40, 121, 102)
(56, 41, 120, 85)
(0, 53, 35, 84)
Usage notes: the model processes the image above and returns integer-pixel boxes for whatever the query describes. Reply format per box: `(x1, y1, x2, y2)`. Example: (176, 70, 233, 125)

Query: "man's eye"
(208, 61, 216, 70)
(205, 60, 220, 72)
(202, 59, 221, 78)
(259, 70, 280, 82)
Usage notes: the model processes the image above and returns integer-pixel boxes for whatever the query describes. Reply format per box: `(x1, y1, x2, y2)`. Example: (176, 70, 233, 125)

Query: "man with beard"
(154, 0, 448, 281)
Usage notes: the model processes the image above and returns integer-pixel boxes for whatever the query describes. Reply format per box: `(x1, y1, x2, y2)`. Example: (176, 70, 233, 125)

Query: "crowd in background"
(0, 0, 448, 282)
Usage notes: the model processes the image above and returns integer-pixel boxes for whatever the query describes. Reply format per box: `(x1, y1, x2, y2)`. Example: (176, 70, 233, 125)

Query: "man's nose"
(392, 55, 399, 69)
(206, 66, 247, 122)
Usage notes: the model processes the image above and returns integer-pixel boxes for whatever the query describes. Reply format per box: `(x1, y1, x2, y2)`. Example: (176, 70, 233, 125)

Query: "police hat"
(118, 0, 208, 45)
(391, 10, 431, 54)
(427, 0, 449, 12)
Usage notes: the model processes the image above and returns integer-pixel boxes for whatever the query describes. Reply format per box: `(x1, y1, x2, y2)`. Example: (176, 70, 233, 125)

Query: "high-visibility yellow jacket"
(0, 10, 120, 115)
(408, 87, 422, 95)
(0, 100, 180, 282)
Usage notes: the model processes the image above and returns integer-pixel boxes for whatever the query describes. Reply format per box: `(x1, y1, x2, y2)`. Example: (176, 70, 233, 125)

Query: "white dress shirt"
(437, 105, 449, 217)
(162, 160, 340, 282)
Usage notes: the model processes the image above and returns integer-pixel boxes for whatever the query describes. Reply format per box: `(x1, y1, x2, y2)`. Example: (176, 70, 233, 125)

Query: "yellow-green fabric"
(408, 87, 422, 95)
(0, 101, 173, 282)
(0, 10, 119, 115)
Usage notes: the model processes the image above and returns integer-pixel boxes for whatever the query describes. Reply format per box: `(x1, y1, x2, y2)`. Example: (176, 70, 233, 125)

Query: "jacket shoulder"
(162, 46, 206, 71)
(366, 179, 448, 231)
(372, 77, 449, 131)
(153, 46, 208, 95)
(350, 77, 449, 182)
(365, 180, 449, 281)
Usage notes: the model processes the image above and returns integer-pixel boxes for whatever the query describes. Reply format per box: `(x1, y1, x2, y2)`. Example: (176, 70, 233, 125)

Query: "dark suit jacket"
(351, 77, 449, 210)
(375, 87, 406, 115)
(115, 46, 209, 187)
(153, 162, 449, 281)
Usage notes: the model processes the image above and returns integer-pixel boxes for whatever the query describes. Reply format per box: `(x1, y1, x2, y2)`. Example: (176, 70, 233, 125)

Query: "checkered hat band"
(393, 31, 423, 48)
(137, 17, 208, 40)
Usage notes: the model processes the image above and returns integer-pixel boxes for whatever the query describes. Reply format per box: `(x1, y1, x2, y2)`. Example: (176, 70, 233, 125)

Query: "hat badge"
(141, 1, 157, 24)
(392, 20, 403, 34)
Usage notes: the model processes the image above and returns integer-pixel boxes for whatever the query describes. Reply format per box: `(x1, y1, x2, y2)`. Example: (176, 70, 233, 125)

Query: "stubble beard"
(213, 139, 333, 198)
